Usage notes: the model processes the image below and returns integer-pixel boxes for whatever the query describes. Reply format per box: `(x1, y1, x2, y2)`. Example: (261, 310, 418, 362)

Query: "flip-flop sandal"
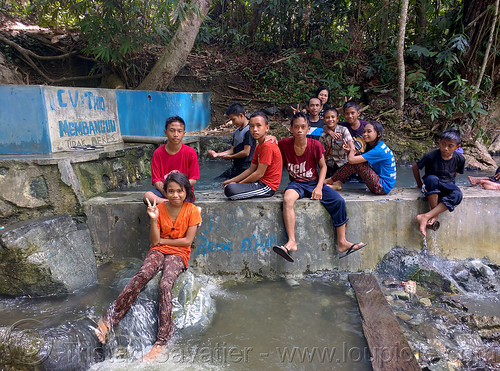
(339, 243, 367, 259)
(273, 245, 294, 262)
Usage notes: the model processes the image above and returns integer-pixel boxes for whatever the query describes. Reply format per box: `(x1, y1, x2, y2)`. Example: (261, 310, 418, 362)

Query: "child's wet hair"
(249, 111, 269, 124)
(165, 115, 186, 130)
(315, 86, 330, 103)
(323, 107, 339, 117)
(440, 127, 461, 145)
(225, 103, 246, 116)
(164, 172, 194, 203)
(290, 112, 309, 126)
(307, 96, 321, 106)
(343, 99, 359, 111)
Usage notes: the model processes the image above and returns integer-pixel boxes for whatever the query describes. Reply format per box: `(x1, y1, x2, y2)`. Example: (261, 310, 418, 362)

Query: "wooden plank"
(348, 273, 420, 371)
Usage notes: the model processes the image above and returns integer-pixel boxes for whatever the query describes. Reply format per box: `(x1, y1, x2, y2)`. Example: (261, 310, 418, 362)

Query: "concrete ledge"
(84, 187, 500, 276)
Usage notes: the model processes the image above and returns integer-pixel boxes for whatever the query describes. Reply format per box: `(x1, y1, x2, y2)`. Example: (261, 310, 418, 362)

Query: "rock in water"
(0, 214, 97, 296)
(111, 264, 215, 349)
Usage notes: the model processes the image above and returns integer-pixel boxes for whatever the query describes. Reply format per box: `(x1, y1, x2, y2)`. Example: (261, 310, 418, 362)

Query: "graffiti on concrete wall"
(195, 210, 286, 257)
(44, 87, 122, 152)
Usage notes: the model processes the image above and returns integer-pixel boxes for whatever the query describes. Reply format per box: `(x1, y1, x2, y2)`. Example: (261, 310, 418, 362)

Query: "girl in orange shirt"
(95, 171, 202, 361)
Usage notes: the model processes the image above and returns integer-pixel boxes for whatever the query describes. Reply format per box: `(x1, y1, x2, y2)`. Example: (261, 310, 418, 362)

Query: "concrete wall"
(84, 187, 500, 276)
(0, 85, 210, 154)
(0, 144, 154, 222)
(117, 91, 210, 136)
(0, 85, 51, 154)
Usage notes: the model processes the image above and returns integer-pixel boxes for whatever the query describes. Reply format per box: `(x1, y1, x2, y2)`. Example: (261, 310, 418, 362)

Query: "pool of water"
(129, 160, 494, 193)
(92, 278, 371, 370)
(0, 262, 371, 370)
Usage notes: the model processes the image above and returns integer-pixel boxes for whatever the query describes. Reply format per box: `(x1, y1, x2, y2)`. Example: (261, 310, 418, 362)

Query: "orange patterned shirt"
(149, 201, 202, 267)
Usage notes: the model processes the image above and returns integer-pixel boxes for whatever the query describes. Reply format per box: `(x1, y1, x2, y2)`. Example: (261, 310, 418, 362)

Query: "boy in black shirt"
(412, 128, 465, 236)
(208, 103, 256, 178)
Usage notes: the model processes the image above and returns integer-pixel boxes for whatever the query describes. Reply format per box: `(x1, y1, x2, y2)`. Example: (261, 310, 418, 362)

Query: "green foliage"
(242, 47, 363, 106)
(7, 0, 199, 82)
(407, 67, 487, 134)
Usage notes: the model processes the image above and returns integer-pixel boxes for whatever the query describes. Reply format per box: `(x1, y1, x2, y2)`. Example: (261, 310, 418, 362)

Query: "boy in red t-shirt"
(222, 112, 282, 199)
(274, 112, 366, 262)
(143, 116, 200, 204)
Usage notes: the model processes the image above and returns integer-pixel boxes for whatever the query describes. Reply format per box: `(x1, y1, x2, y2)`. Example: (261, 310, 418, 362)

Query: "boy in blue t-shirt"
(208, 103, 256, 179)
(412, 128, 465, 236)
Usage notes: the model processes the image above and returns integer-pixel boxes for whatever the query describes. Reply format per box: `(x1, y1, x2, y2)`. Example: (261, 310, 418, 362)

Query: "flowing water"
(90, 278, 371, 370)
(0, 263, 371, 370)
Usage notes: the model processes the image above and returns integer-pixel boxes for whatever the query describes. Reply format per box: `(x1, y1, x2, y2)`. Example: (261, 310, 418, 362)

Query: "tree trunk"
(248, 0, 266, 43)
(137, 0, 212, 91)
(475, 0, 499, 93)
(397, 0, 409, 114)
(461, 0, 494, 79)
(379, 0, 389, 54)
(415, 0, 427, 45)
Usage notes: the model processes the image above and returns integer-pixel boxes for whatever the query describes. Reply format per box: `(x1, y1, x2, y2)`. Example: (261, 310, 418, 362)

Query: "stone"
(419, 297, 431, 307)
(392, 290, 410, 301)
(382, 277, 400, 288)
(377, 248, 459, 295)
(0, 325, 47, 369)
(0, 199, 15, 218)
(29, 176, 49, 200)
(462, 140, 497, 170)
(454, 333, 484, 348)
(469, 260, 495, 277)
(461, 314, 500, 341)
(489, 133, 500, 154)
(0, 215, 97, 296)
(112, 263, 215, 340)
(396, 311, 412, 321)
(0, 166, 48, 208)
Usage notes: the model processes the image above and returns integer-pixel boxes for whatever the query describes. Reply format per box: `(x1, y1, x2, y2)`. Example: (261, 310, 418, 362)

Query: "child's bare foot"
(427, 215, 439, 226)
(95, 318, 109, 344)
(468, 176, 477, 186)
(326, 181, 342, 191)
(143, 344, 166, 362)
(416, 214, 429, 237)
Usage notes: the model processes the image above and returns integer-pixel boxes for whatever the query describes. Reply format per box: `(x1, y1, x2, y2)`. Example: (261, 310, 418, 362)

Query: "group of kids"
(94, 86, 497, 360)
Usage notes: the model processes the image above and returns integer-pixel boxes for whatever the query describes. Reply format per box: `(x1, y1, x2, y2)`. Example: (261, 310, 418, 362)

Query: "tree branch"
(0, 34, 77, 60)
(0, 34, 103, 83)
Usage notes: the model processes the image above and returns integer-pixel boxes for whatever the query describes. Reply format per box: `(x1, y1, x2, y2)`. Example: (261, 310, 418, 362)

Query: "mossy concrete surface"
(84, 187, 500, 276)
(0, 144, 154, 224)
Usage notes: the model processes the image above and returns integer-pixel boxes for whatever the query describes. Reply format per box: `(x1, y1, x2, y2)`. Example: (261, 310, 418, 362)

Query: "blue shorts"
(423, 175, 463, 211)
(285, 180, 348, 227)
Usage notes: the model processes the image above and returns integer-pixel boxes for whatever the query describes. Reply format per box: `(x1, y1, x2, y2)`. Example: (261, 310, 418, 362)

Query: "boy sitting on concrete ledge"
(222, 112, 282, 200)
(412, 128, 465, 236)
(143, 116, 199, 204)
(274, 112, 366, 262)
